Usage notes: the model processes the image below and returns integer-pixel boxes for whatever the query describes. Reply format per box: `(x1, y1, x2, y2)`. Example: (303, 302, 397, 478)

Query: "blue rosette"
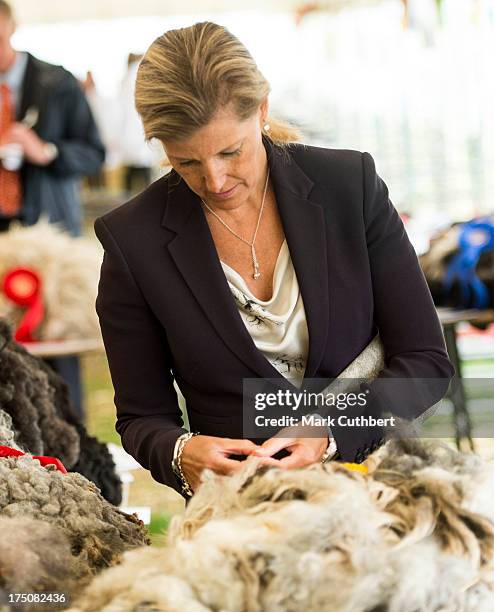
(443, 219, 494, 309)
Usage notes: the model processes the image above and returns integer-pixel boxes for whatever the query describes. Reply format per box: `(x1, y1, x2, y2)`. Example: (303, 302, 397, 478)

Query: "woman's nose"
(203, 162, 227, 193)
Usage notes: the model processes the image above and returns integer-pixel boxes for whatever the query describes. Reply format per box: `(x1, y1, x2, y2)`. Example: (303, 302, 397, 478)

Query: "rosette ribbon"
(2, 267, 44, 342)
(443, 220, 494, 309)
(0, 445, 67, 474)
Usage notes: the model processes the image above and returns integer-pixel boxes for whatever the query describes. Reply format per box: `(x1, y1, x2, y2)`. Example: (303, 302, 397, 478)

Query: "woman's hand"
(252, 423, 329, 469)
(180, 435, 272, 492)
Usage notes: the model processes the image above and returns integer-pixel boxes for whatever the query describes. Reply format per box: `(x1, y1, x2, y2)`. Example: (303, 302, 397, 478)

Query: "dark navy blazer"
(17, 54, 105, 235)
(95, 138, 454, 495)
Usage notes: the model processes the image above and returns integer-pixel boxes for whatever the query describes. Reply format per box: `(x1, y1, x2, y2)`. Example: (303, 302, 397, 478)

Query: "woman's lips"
(208, 184, 238, 200)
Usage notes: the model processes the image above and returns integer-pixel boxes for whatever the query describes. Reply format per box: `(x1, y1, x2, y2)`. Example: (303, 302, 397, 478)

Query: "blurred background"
(4, 0, 494, 540)
(12, 0, 494, 226)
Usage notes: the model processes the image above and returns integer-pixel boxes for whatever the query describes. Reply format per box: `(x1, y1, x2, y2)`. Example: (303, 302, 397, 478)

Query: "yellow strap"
(341, 462, 369, 474)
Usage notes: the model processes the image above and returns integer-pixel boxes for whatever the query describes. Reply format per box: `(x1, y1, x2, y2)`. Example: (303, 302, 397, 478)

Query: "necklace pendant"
(252, 245, 261, 280)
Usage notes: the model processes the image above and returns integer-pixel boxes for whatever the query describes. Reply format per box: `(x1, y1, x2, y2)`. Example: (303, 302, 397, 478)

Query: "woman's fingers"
(182, 437, 260, 479)
(212, 439, 283, 474)
(253, 423, 328, 458)
(212, 454, 251, 474)
(256, 456, 284, 468)
(182, 433, 328, 491)
(219, 438, 260, 455)
(252, 436, 292, 457)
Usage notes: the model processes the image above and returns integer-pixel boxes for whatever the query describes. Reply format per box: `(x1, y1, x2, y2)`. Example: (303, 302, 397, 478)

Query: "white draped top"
(221, 240, 309, 388)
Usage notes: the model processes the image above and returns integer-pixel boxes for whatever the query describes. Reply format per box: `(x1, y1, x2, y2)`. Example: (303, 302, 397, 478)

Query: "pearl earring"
(263, 122, 270, 132)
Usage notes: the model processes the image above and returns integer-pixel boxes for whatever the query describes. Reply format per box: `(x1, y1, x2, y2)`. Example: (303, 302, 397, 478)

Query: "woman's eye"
(178, 148, 241, 167)
(221, 148, 241, 157)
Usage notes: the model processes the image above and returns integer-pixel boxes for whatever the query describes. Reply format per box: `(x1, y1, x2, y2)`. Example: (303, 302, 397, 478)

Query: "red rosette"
(2, 267, 44, 342)
(0, 445, 67, 474)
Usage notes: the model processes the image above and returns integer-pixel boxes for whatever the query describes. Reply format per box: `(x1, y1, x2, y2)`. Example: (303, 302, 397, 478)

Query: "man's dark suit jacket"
(95, 138, 454, 496)
(17, 53, 105, 235)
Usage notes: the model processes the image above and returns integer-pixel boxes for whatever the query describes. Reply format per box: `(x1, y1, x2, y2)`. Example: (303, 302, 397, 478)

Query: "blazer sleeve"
(47, 77, 106, 178)
(363, 151, 454, 385)
(94, 217, 187, 495)
(332, 153, 455, 462)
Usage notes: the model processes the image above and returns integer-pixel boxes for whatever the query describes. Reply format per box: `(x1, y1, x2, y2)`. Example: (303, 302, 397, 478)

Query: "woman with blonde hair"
(95, 22, 453, 498)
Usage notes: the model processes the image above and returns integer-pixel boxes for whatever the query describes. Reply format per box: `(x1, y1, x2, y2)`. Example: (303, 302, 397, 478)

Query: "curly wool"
(67, 432, 122, 507)
(419, 225, 461, 283)
(373, 439, 494, 569)
(35, 353, 122, 506)
(0, 516, 87, 603)
(0, 321, 122, 504)
(0, 221, 102, 341)
(0, 455, 149, 575)
(71, 441, 494, 612)
(0, 408, 22, 450)
(0, 320, 80, 466)
(0, 324, 41, 454)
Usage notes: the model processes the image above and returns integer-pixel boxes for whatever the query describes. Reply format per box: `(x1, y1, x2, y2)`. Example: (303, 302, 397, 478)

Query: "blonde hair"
(0, 1, 14, 20)
(135, 22, 300, 145)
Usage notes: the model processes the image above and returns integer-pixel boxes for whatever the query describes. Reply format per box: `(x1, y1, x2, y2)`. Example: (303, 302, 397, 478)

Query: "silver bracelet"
(309, 414, 338, 464)
(171, 431, 199, 497)
(321, 438, 338, 464)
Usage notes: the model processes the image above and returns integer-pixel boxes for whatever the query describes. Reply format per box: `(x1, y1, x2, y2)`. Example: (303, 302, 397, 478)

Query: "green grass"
(463, 356, 494, 367)
(149, 512, 173, 534)
(82, 353, 121, 444)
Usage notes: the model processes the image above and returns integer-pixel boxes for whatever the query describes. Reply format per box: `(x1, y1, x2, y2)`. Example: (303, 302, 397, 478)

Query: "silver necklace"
(201, 168, 270, 280)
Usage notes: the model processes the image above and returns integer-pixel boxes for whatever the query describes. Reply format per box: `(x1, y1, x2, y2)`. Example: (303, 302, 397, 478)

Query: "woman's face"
(163, 101, 268, 211)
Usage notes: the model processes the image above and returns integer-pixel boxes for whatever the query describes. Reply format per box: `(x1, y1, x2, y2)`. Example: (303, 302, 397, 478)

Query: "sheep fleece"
(0, 455, 149, 576)
(0, 221, 102, 341)
(71, 440, 494, 612)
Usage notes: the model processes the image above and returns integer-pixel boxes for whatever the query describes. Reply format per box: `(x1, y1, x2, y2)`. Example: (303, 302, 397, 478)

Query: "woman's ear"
(259, 97, 269, 125)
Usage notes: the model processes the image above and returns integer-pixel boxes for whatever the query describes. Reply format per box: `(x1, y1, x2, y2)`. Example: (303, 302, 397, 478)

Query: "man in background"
(0, 0, 105, 417)
(0, 0, 105, 235)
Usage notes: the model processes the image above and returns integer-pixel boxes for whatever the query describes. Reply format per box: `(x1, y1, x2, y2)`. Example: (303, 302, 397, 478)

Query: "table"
(21, 337, 104, 358)
(18, 313, 494, 450)
(437, 308, 494, 450)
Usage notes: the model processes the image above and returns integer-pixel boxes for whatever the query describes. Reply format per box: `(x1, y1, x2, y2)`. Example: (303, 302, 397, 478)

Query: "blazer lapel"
(19, 54, 42, 123)
(266, 140, 330, 379)
(162, 138, 330, 384)
(163, 172, 286, 382)
(19, 54, 64, 127)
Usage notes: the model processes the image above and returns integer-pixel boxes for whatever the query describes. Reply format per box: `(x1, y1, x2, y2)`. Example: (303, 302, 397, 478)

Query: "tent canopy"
(10, 0, 380, 24)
